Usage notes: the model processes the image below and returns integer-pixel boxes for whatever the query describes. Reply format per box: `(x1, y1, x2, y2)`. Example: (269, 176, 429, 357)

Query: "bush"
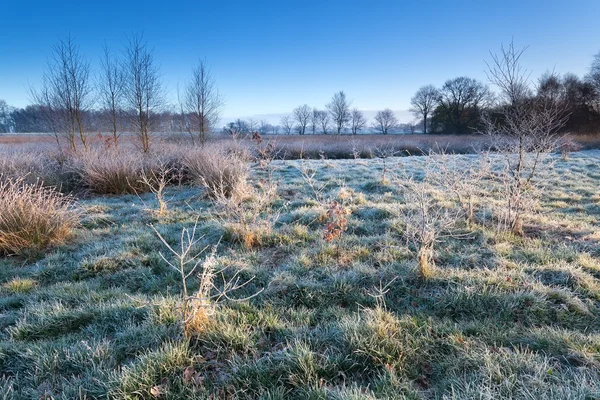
(185, 148, 249, 201)
(74, 148, 160, 195)
(0, 150, 77, 191)
(0, 178, 78, 255)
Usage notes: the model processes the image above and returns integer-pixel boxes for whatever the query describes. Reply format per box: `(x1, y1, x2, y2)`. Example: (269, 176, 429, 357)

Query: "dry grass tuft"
(185, 147, 249, 201)
(0, 177, 78, 255)
(73, 148, 150, 195)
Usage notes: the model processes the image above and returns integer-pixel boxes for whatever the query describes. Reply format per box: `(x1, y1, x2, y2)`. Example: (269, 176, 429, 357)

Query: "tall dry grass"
(72, 148, 183, 195)
(184, 147, 249, 201)
(0, 178, 79, 255)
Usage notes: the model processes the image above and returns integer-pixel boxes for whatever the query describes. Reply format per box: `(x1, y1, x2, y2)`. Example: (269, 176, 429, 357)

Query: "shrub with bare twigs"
(481, 40, 568, 235)
(151, 220, 262, 336)
(395, 175, 463, 279)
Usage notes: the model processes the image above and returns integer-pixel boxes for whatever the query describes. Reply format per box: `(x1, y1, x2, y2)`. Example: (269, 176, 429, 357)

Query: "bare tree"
(314, 110, 330, 134)
(280, 115, 294, 135)
(410, 85, 438, 134)
(327, 91, 351, 135)
(481, 40, 568, 235)
(374, 109, 398, 134)
(293, 104, 311, 135)
(122, 34, 164, 152)
(350, 108, 367, 135)
(437, 77, 493, 133)
(185, 60, 223, 145)
(310, 108, 319, 135)
(31, 35, 93, 151)
(0, 100, 14, 133)
(98, 43, 124, 144)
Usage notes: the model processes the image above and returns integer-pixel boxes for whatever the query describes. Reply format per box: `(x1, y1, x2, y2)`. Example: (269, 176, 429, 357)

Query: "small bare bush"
(138, 159, 174, 216)
(396, 175, 462, 279)
(152, 220, 262, 336)
(0, 177, 78, 255)
(426, 152, 491, 226)
(558, 137, 583, 161)
(185, 147, 249, 202)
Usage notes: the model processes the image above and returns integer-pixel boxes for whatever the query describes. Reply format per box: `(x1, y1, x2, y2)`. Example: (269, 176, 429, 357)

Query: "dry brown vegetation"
(0, 177, 78, 255)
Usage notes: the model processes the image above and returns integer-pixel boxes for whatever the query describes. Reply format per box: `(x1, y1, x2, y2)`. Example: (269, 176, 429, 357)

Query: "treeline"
(1, 37, 600, 143)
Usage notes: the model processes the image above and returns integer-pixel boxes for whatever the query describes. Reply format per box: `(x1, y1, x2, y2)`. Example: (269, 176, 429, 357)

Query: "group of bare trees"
(279, 91, 406, 135)
(28, 34, 223, 152)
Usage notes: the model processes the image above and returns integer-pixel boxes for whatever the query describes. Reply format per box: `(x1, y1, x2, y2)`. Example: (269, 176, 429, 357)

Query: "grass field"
(2, 132, 600, 159)
(1, 147, 600, 399)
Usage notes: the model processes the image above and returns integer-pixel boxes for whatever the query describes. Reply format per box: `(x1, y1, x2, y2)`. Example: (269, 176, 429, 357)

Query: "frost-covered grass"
(1, 151, 600, 399)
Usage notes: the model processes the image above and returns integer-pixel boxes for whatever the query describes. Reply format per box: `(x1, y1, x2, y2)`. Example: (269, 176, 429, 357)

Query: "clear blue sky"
(2, 0, 600, 123)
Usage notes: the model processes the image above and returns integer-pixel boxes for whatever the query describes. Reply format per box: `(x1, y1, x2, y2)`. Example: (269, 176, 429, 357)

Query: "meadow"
(0, 135, 599, 399)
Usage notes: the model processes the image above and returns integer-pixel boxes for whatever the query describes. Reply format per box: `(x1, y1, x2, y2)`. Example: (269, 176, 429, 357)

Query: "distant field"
(3, 132, 600, 158)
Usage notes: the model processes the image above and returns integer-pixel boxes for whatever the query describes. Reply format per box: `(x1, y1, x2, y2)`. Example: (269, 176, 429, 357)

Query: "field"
(2, 132, 600, 159)
(1, 141, 600, 399)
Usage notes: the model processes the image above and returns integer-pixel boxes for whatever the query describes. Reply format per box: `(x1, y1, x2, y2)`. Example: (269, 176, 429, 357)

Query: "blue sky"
(2, 0, 600, 123)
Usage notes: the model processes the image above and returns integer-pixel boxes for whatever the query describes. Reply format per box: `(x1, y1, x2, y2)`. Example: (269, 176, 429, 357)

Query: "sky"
(2, 0, 600, 124)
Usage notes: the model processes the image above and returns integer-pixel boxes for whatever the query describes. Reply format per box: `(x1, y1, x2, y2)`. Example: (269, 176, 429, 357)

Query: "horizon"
(2, 0, 600, 125)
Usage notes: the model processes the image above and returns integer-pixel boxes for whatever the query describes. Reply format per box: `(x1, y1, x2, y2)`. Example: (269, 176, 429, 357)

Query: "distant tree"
(31, 35, 93, 151)
(410, 85, 438, 134)
(350, 108, 367, 135)
(314, 110, 330, 134)
(272, 125, 280, 135)
(238, 119, 251, 133)
(185, 60, 223, 145)
(10, 105, 51, 133)
(98, 43, 124, 144)
(223, 122, 237, 135)
(588, 51, 600, 106)
(537, 71, 564, 104)
(122, 33, 164, 152)
(0, 100, 14, 133)
(327, 91, 351, 135)
(247, 118, 258, 133)
(259, 120, 271, 135)
(434, 77, 492, 133)
(561, 73, 600, 132)
(374, 109, 398, 134)
(280, 115, 293, 135)
(310, 108, 319, 135)
(293, 104, 311, 135)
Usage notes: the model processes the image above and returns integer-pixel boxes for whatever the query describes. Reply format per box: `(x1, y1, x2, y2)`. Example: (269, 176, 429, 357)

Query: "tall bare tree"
(280, 115, 293, 135)
(374, 109, 398, 134)
(481, 40, 568, 235)
(327, 91, 351, 135)
(410, 85, 438, 134)
(185, 60, 223, 145)
(314, 110, 329, 134)
(293, 104, 311, 135)
(350, 108, 367, 135)
(31, 35, 92, 151)
(122, 34, 164, 152)
(99, 43, 124, 144)
(0, 100, 14, 133)
(310, 108, 319, 135)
